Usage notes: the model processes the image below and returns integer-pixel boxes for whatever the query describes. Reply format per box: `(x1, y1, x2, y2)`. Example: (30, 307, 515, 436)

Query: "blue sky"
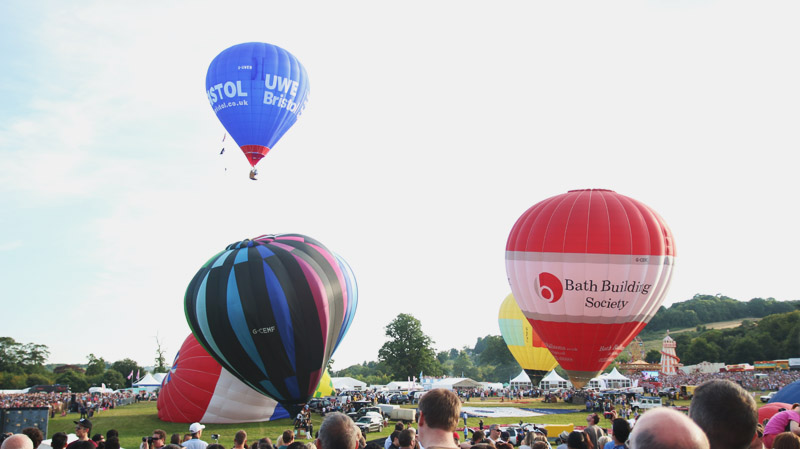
(1, 1, 799, 372)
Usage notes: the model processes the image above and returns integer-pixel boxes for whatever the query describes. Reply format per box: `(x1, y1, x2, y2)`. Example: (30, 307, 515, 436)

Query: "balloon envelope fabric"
(498, 293, 558, 385)
(158, 333, 289, 423)
(185, 234, 351, 411)
(206, 42, 310, 167)
(506, 189, 675, 388)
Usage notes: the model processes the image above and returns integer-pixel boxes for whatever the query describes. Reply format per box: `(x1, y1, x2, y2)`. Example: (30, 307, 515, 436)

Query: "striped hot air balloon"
(185, 234, 355, 413)
(158, 334, 289, 423)
(498, 293, 558, 386)
(506, 189, 675, 388)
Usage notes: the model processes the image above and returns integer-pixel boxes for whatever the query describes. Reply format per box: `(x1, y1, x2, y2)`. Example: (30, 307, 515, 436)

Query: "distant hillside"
(643, 294, 799, 333)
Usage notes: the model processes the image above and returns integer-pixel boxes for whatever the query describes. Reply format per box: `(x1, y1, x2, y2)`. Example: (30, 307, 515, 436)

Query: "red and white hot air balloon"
(505, 189, 675, 388)
(157, 334, 289, 423)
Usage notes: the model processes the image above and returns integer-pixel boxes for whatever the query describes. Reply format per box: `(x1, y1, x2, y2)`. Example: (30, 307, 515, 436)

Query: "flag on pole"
(127, 370, 133, 380)
(136, 369, 140, 380)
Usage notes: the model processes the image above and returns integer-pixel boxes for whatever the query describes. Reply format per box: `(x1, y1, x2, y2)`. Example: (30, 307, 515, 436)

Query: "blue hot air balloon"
(206, 42, 310, 172)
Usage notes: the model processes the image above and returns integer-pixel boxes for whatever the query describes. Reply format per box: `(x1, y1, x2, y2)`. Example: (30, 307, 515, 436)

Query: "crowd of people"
(0, 391, 139, 418)
(3, 370, 800, 449)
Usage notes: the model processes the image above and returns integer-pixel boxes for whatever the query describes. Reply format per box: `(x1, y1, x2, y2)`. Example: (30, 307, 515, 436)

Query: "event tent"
(430, 377, 482, 390)
(509, 371, 532, 389)
(769, 380, 800, 404)
(603, 368, 632, 388)
(539, 370, 571, 390)
(331, 376, 367, 391)
(133, 373, 162, 391)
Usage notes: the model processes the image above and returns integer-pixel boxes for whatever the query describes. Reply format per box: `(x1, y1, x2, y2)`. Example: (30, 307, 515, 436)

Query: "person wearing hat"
(555, 431, 569, 449)
(66, 419, 97, 449)
(182, 424, 207, 449)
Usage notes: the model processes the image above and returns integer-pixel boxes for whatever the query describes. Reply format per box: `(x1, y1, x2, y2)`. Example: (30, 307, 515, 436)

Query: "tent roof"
(541, 370, 567, 382)
(510, 371, 531, 383)
(432, 377, 482, 388)
(133, 373, 161, 386)
(605, 368, 629, 380)
(331, 377, 367, 389)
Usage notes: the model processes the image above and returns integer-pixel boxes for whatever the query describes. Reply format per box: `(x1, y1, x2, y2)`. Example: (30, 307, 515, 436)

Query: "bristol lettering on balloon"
(263, 74, 307, 115)
(207, 81, 249, 105)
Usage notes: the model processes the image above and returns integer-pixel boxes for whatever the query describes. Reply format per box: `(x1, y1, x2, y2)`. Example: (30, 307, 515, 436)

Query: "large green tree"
(378, 314, 443, 379)
(110, 358, 145, 386)
(86, 354, 106, 376)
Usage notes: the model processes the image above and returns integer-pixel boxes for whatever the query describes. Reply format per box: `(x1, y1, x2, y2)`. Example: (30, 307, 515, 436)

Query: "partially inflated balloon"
(158, 334, 289, 423)
(185, 234, 351, 411)
(506, 189, 675, 388)
(498, 293, 558, 385)
(332, 253, 358, 353)
(313, 370, 334, 398)
(206, 42, 310, 168)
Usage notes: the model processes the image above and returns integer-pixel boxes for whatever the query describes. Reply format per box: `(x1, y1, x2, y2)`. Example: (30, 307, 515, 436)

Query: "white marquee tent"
(539, 370, 572, 390)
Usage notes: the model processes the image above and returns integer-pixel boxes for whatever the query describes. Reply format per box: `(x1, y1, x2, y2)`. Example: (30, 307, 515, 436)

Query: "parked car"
(389, 394, 411, 405)
(355, 414, 384, 433)
(761, 391, 777, 403)
(631, 396, 662, 412)
(307, 398, 332, 412)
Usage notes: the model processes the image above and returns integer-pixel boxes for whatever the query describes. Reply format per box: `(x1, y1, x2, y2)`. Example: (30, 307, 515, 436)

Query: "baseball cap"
(74, 418, 92, 430)
(189, 423, 205, 433)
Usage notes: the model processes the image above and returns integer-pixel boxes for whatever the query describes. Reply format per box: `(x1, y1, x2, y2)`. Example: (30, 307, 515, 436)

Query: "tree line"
(335, 313, 521, 384)
(0, 336, 167, 390)
(643, 294, 799, 332)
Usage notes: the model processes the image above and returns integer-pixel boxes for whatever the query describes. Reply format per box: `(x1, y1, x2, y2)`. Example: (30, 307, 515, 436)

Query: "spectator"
(51, 434, 68, 449)
(258, 438, 274, 449)
(486, 426, 501, 445)
(21, 429, 43, 449)
(106, 432, 118, 443)
(152, 430, 167, 449)
(280, 431, 295, 449)
(773, 433, 800, 449)
(764, 403, 800, 448)
(398, 431, 414, 449)
(690, 380, 758, 449)
(752, 424, 765, 449)
(1, 435, 33, 449)
(630, 407, 708, 449)
(90, 436, 103, 449)
(584, 414, 603, 449)
(105, 439, 120, 449)
(67, 419, 97, 449)
(315, 412, 358, 449)
(605, 418, 630, 449)
(417, 389, 460, 449)
(233, 431, 247, 449)
(556, 431, 569, 449)
(170, 436, 181, 446)
(385, 424, 404, 449)
(565, 431, 589, 449)
(183, 424, 208, 449)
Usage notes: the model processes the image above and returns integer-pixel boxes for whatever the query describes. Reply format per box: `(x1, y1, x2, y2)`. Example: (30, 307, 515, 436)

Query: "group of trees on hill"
(645, 294, 798, 332)
(0, 337, 156, 390)
(337, 297, 800, 383)
(336, 314, 521, 383)
(662, 310, 800, 366)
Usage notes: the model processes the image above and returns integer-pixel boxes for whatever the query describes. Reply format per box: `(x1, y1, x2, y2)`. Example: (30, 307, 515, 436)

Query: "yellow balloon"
(498, 293, 558, 385)
(313, 369, 334, 398)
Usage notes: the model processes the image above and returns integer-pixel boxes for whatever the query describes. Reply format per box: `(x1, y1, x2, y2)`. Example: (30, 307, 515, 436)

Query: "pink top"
(764, 409, 800, 436)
